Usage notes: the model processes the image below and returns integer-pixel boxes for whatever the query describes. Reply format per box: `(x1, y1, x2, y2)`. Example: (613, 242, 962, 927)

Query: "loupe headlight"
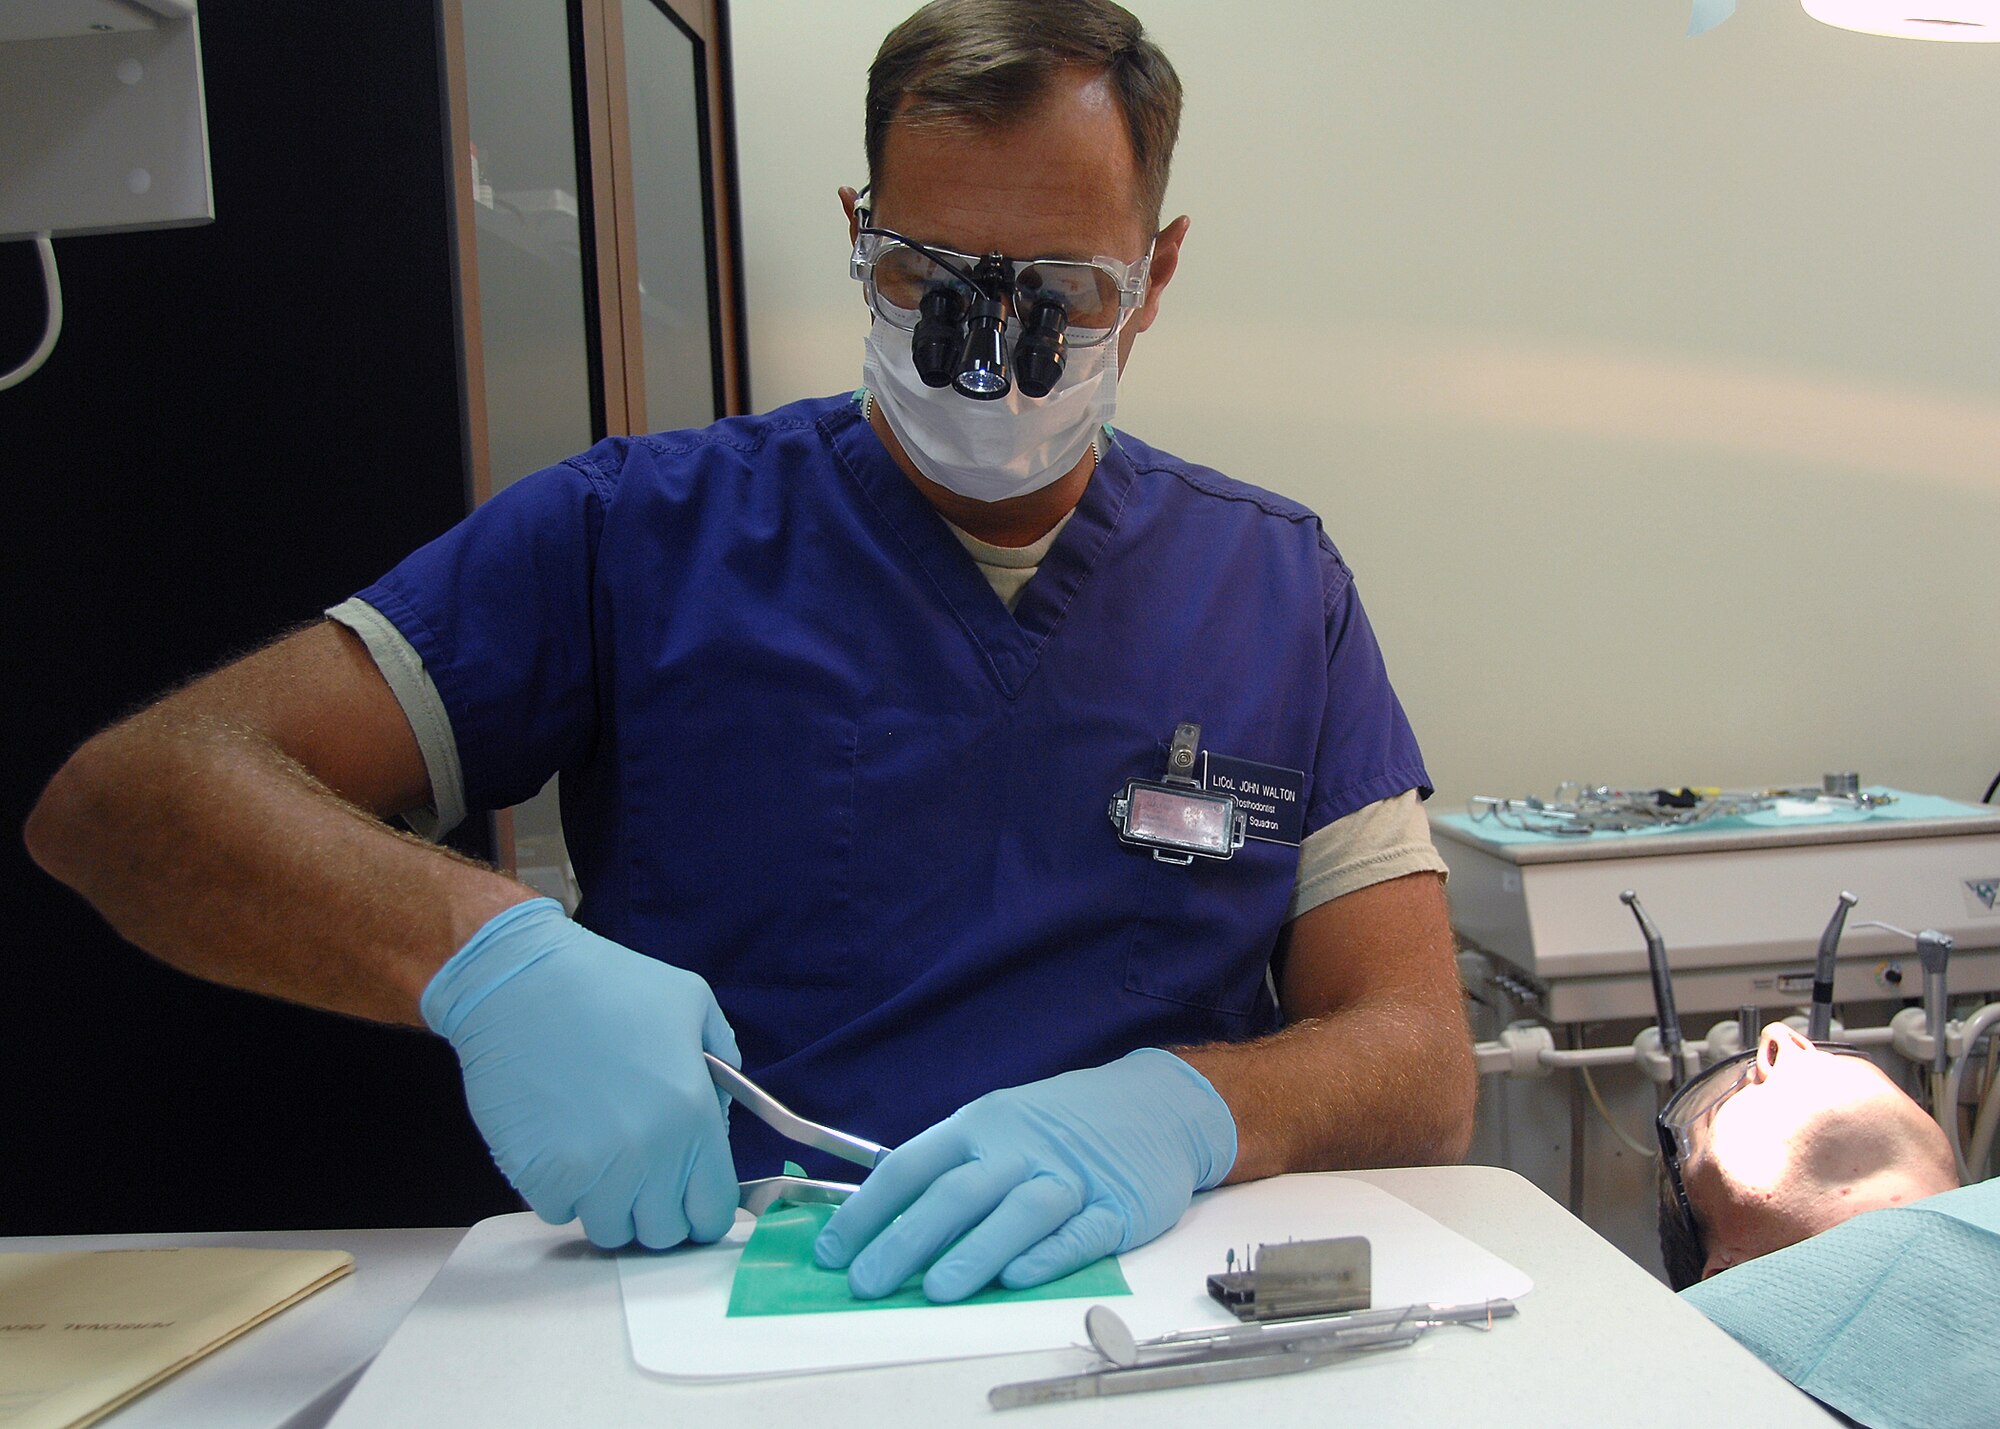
(951, 258, 1013, 400)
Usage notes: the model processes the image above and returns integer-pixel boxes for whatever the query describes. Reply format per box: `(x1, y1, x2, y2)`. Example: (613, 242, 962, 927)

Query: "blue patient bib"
(1683, 1179, 2000, 1429)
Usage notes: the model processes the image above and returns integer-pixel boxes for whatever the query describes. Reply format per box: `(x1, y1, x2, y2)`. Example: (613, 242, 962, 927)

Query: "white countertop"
(327, 1166, 1838, 1428)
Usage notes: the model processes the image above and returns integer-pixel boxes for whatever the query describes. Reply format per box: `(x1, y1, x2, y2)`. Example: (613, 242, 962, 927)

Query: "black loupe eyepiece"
(1013, 300, 1068, 399)
(911, 287, 967, 388)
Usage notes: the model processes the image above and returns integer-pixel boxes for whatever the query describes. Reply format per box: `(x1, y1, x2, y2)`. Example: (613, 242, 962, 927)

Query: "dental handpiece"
(1917, 930, 1953, 1082)
(1621, 890, 1685, 1091)
(1808, 892, 1858, 1043)
(1856, 920, 1955, 1085)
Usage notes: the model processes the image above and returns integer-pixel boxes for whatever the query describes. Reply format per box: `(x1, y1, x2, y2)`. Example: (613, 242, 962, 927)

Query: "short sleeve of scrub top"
(343, 453, 610, 820)
(1306, 565, 1433, 831)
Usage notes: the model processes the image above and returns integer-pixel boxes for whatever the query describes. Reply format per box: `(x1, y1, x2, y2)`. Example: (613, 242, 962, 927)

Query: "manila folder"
(0, 1246, 354, 1429)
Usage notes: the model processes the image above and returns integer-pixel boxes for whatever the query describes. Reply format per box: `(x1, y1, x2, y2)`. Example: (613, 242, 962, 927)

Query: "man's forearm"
(1174, 871, 1477, 1181)
(1177, 999, 1477, 1181)
(26, 693, 530, 1026)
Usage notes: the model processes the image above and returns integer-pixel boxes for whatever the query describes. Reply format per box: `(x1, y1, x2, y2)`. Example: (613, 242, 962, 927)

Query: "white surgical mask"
(862, 319, 1118, 503)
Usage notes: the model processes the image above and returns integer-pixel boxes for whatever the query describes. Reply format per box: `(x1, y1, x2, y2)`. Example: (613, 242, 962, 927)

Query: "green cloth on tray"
(726, 1199, 1131, 1316)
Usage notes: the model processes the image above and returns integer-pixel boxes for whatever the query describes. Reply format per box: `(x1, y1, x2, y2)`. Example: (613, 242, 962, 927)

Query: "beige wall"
(730, 1, 1999, 810)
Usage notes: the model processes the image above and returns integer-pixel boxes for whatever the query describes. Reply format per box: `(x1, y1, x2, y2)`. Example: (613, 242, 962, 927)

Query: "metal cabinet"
(1, 0, 745, 1234)
(443, 0, 749, 892)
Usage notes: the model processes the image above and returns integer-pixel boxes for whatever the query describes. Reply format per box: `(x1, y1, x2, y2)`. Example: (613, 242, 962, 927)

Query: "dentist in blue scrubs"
(28, 0, 1476, 1303)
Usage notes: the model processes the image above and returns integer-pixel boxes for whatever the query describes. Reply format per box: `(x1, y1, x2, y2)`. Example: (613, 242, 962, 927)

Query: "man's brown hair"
(866, 0, 1183, 230)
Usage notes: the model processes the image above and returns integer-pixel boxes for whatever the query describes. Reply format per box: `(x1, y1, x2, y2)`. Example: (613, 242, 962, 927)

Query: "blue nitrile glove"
(813, 1048, 1236, 1303)
(421, 898, 741, 1250)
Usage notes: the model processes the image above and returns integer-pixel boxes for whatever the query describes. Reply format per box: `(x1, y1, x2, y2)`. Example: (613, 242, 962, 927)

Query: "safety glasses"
(1656, 1041, 1874, 1259)
(849, 229, 1150, 347)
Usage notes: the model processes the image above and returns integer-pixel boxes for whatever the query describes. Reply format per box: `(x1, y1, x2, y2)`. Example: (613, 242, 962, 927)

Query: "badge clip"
(1107, 722, 1247, 865)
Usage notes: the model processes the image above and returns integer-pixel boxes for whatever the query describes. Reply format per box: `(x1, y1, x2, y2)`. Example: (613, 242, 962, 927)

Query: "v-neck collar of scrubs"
(822, 397, 1134, 701)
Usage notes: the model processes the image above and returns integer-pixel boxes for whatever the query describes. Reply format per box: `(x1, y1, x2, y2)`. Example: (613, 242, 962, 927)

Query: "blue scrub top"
(357, 394, 1431, 1177)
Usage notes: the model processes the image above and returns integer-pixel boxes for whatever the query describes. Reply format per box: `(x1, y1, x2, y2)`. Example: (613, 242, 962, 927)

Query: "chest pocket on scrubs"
(1120, 832, 1296, 1025)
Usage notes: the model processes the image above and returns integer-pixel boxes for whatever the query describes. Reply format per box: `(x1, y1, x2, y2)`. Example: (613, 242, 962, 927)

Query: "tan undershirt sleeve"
(324, 597, 465, 840)
(1286, 789, 1448, 924)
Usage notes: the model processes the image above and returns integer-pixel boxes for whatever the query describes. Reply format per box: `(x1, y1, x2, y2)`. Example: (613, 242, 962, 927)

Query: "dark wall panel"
(2, 1, 521, 1233)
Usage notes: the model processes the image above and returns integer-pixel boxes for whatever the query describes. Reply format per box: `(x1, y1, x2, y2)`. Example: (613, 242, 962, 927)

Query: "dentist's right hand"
(421, 897, 741, 1249)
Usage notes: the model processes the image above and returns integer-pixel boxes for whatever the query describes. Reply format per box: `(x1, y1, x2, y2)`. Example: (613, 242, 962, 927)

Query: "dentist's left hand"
(813, 1049, 1236, 1302)
(422, 897, 741, 1249)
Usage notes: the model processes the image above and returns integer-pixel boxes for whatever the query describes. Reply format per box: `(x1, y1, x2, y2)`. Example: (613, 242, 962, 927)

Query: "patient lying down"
(1662, 1022, 1959, 1283)
(1662, 1023, 1996, 1429)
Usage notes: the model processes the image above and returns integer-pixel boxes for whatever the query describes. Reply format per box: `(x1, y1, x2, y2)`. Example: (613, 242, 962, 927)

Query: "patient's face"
(1682, 1024, 1959, 1278)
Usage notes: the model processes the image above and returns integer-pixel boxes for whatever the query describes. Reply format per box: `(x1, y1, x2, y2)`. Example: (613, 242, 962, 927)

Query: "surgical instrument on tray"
(1104, 1298, 1516, 1361)
(1205, 1236, 1370, 1320)
(1808, 892, 1859, 1042)
(704, 1054, 893, 1214)
(987, 1299, 1517, 1408)
(1467, 777, 1895, 838)
(1621, 890, 1687, 1091)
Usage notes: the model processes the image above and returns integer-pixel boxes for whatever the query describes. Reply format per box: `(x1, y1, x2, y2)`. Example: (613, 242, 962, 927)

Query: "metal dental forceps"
(704, 1054, 893, 1215)
(988, 1298, 1518, 1408)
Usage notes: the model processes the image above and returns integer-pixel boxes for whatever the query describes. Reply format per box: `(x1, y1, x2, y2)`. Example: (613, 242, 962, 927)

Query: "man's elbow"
(1409, 1020, 1478, 1165)
(25, 732, 123, 894)
(23, 714, 177, 905)
(1430, 1056, 1479, 1164)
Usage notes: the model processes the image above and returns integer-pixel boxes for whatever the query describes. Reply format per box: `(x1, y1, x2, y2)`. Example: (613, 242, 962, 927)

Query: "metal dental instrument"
(1853, 924, 1954, 1085)
(1808, 891, 1859, 1042)
(1918, 930, 1954, 1087)
(1105, 1298, 1519, 1361)
(705, 1054, 893, 1214)
(1468, 778, 1895, 838)
(1737, 1004, 1761, 1054)
(1622, 891, 1687, 1091)
(988, 1300, 1516, 1408)
(1206, 1236, 1370, 1321)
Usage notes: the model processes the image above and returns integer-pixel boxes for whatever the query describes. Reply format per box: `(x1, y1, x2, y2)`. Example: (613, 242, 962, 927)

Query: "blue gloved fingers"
(704, 999, 740, 1120)
(824, 1050, 1235, 1298)
(844, 1159, 1022, 1300)
(920, 1172, 1085, 1304)
(626, 1117, 721, 1249)
(702, 996, 741, 1067)
(630, 1165, 694, 1250)
(572, 1151, 644, 1249)
(425, 901, 747, 1252)
(999, 1200, 1128, 1290)
(681, 1119, 743, 1244)
(512, 1150, 582, 1226)
(814, 1123, 975, 1269)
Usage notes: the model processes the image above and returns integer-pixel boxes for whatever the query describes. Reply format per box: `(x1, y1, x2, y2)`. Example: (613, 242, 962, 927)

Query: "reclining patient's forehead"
(1709, 1044, 1923, 1157)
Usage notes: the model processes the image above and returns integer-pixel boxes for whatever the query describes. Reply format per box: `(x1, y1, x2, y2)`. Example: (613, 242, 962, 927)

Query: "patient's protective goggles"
(1657, 1042, 1873, 1254)
(849, 204, 1151, 400)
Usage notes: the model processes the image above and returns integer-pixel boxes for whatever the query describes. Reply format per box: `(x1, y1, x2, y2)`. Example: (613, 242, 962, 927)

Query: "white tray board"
(616, 1171, 1532, 1380)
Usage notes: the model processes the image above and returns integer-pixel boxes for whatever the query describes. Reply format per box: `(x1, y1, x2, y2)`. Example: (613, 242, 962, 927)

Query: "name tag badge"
(1203, 753, 1306, 846)
(1108, 724, 1305, 865)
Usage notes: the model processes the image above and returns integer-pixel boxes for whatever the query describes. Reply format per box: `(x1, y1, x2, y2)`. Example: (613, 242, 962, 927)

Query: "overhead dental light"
(1691, 0, 2000, 38)
(1800, 0, 2000, 40)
